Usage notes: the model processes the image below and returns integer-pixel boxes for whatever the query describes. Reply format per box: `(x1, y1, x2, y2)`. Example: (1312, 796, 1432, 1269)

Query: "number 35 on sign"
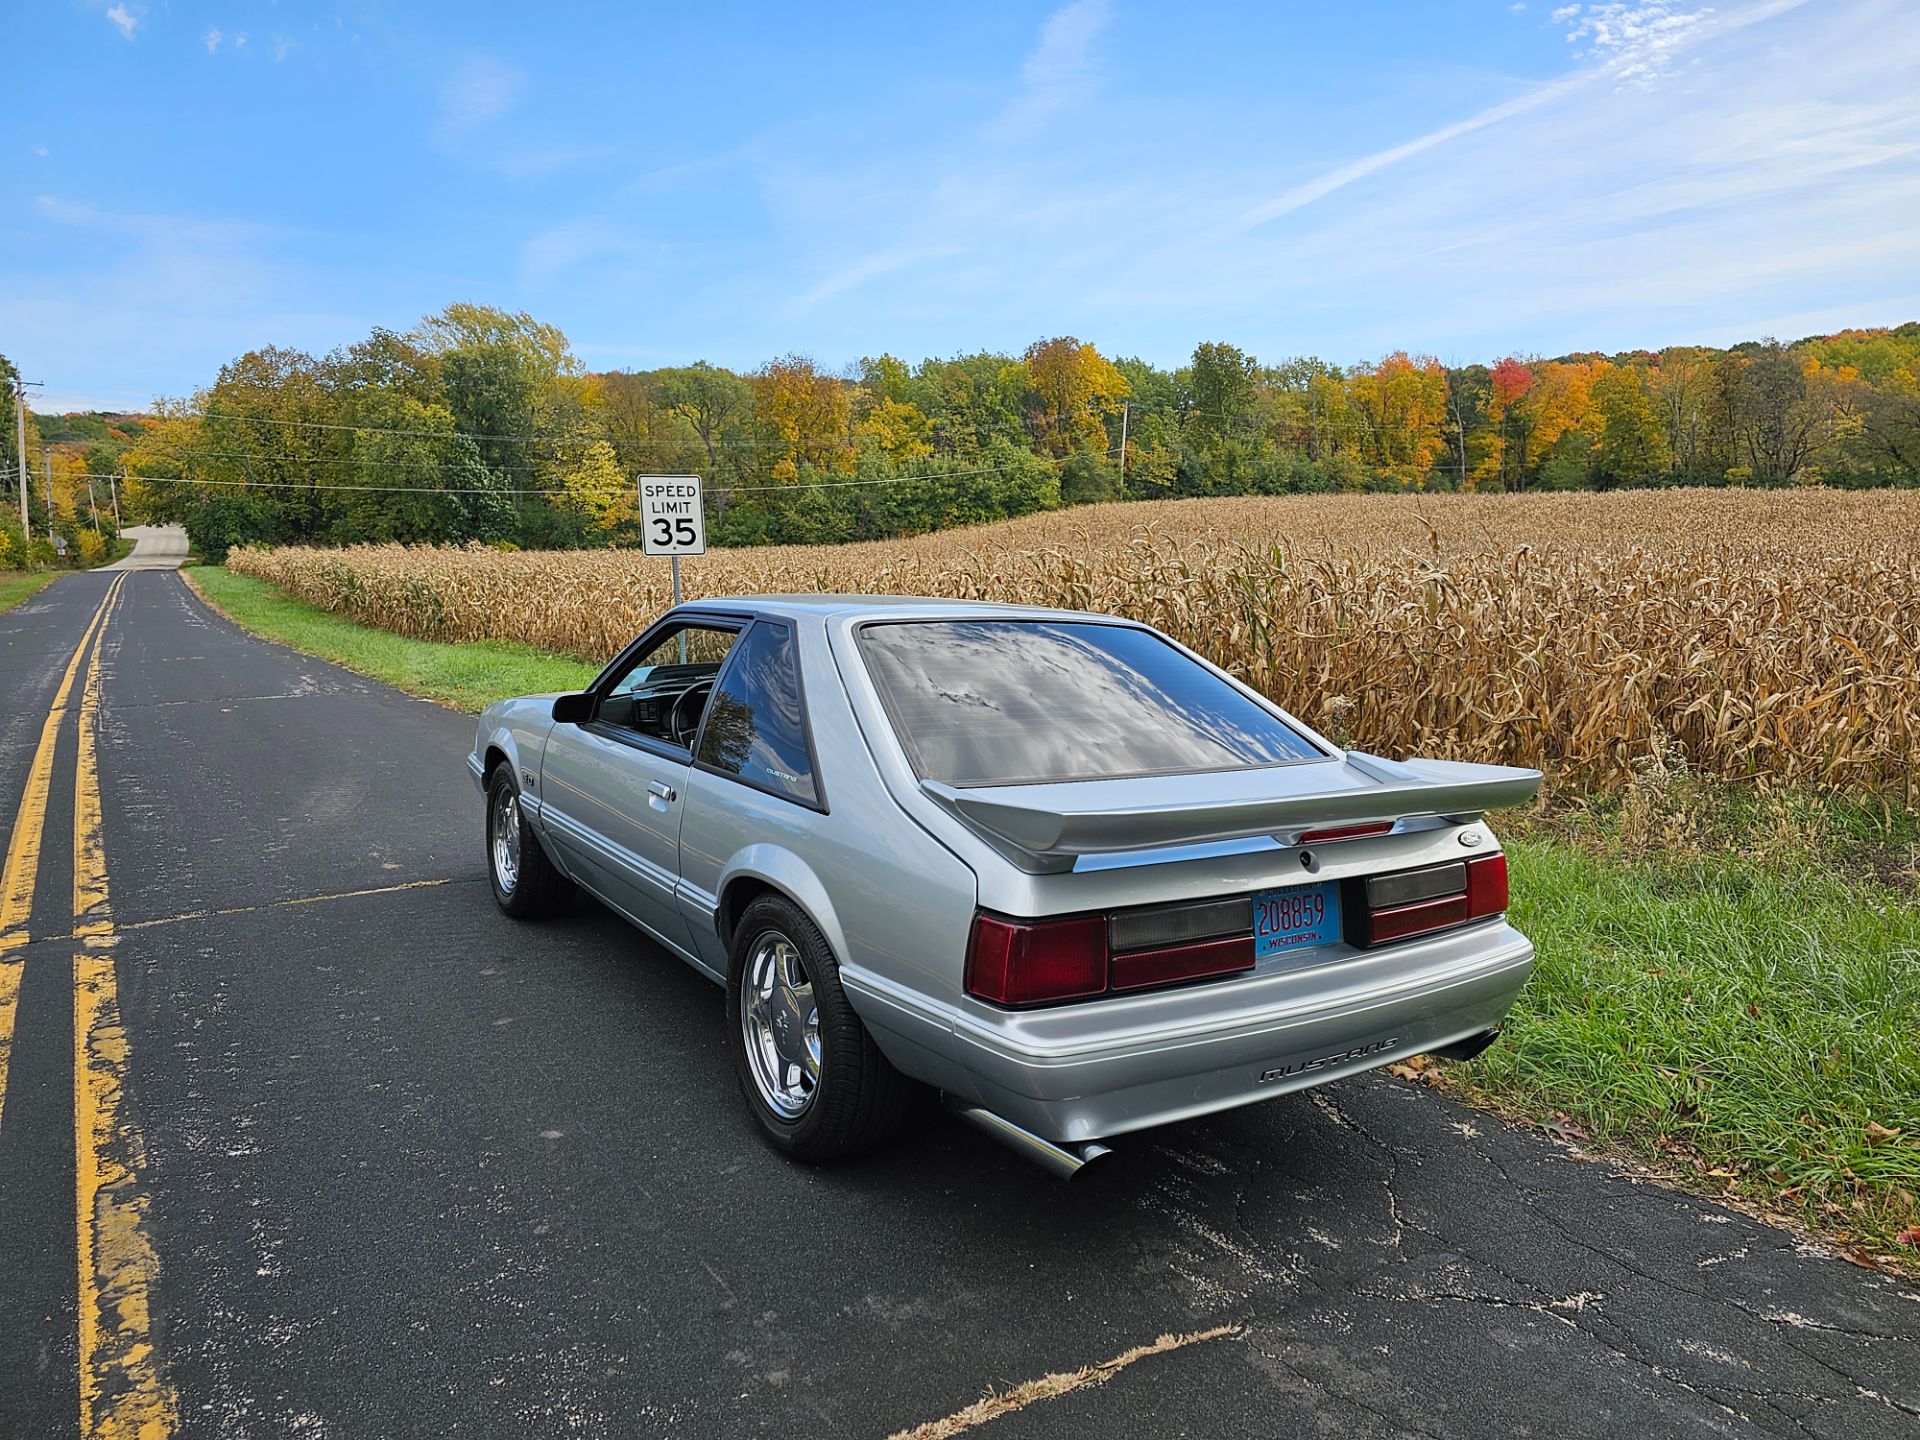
(639, 475, 706, 556)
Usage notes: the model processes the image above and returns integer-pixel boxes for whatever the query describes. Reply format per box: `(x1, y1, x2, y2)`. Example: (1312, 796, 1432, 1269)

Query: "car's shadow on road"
(546, 888, 1454, 1291)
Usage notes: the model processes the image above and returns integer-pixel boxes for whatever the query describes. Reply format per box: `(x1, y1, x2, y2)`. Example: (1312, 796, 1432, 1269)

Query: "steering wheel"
(666, 681, 713, 747)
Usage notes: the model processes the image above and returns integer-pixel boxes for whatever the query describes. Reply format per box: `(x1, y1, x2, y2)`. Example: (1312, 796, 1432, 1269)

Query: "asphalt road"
(1, 569, 1915, 1439)
(101, 523, 191, 572)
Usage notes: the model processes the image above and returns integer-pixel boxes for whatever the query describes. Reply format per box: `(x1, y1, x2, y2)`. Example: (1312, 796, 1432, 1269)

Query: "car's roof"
(676, 594, 1131, 625)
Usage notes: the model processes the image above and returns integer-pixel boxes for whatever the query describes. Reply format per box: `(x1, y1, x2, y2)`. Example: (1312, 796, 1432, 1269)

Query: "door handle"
(648, 781, 677, 803)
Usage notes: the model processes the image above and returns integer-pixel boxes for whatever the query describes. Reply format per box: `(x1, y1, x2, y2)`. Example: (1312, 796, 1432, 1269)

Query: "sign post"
(637, 474, 707, 608)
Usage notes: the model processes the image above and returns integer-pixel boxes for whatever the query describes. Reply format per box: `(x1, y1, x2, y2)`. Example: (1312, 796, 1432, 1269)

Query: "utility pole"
(44, 444, 54, 530)
(1117, 400, 1129, 496)
(86, 472, 102, 532)
(12, 381, 28, 544)
(109, 472, 122, 528)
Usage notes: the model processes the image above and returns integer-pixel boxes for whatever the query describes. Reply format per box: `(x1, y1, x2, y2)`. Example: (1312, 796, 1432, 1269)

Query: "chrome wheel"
(741, 931, 820, 1119)
(491, 787, 522, 895)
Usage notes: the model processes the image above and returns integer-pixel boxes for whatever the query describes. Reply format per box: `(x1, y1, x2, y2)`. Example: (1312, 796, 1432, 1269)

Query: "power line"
(198, 408, 842, 455)
(117, 450, 1106, 499)
(128, 473, 580, 497)
(129, 447, 591, 477)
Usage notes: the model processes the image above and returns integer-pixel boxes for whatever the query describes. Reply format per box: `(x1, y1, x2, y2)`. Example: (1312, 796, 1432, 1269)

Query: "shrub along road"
(0, 570, 1914, 1439)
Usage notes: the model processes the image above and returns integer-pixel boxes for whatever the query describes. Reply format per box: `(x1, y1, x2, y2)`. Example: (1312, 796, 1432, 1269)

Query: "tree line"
(0, 354, 130, 569)
(9, 308, 1918, 563)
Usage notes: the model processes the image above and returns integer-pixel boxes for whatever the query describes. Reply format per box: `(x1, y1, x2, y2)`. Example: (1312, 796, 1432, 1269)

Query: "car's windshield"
(858, 620, 1323, 787)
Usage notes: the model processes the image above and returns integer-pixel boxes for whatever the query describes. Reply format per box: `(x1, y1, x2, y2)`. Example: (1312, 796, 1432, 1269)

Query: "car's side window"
(595, 623, 740, 750)
(695, 622, 819, 806)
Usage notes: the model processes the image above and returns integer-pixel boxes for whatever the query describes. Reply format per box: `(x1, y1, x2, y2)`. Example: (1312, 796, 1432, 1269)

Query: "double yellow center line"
(0, 573, 179, 1438)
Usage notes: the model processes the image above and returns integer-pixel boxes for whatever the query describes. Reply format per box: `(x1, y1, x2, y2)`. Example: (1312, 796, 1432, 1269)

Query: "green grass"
(183, 565, 598, 711)
(0, 571, 58, 613)
(1456, 836, 1919, 1258)
(180, 562, 1920, 1259)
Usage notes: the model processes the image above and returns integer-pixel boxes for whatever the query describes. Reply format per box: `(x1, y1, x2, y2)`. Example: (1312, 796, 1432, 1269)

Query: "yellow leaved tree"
(558, 440, 634, 539)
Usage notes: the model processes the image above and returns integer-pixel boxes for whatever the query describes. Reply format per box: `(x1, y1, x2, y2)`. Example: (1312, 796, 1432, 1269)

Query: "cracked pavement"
(1, 570, 1915, 1438)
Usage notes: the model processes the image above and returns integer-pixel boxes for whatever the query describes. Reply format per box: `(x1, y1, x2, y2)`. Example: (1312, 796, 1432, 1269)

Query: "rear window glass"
(858, 621, 1321, 787)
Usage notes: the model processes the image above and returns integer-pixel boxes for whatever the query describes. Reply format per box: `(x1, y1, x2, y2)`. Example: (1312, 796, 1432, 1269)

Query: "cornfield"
(229, 489, 1920, 798)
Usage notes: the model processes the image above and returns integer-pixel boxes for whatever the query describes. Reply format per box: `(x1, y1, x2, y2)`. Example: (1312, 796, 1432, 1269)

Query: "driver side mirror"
(551, 692, 594, 724)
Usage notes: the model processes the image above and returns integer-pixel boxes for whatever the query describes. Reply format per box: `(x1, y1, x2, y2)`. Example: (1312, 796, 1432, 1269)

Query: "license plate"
(1252, 881, 1341, 959)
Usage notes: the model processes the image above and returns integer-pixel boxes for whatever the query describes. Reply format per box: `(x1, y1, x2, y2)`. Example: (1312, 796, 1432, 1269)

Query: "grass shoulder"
(183, 565, 597, 712)
(0, 571, 58, 614)
(1453, 802, 1919, 1267)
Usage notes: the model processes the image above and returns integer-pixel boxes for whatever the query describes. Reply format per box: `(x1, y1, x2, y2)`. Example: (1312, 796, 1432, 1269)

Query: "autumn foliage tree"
(1021, 337, 1129, 457)
(51, 312, 1917, 559)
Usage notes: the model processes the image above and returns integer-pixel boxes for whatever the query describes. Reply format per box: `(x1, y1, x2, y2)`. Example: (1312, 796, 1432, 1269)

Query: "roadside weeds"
(181, 565, 596, 712)
(0, 571, 57, 614)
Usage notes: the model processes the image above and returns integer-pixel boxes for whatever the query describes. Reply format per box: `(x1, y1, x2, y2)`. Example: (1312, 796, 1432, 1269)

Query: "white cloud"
(987, 0, 1113, 137)
(437, 57, 525, 143)
(757, 0, 1913, 368)
(104, 4, 140, 40)
(34, 145, 49, 158)
(1235, 0, 1804, 233)
(1100, 0, 1912, 350)
(4, 196, 372, 412)
(1560, 0, 1716, 87)
(274, 35, 294, 62)
(1232, 73, 1591, 232)
(233, 32, 248, 49)
(787, 244, 966, 314)
(520, 218, 628, 283)
(205, 27, 222, 53)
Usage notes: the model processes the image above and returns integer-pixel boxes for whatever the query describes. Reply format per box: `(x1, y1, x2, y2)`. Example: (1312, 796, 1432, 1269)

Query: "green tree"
(1592, 365, 1669, 486)
(1742, 341, 1829, 482)
(657, 362, 752, 476)
(1188, 342, 1258, 450)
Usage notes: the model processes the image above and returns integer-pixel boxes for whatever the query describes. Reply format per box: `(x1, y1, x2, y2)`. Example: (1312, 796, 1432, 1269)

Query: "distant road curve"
(101, 524, 188, 571)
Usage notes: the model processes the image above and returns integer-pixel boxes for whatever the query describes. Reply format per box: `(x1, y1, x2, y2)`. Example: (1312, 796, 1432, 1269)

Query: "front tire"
(486, 765, 574, 919)
(726, 894, 913, 1161)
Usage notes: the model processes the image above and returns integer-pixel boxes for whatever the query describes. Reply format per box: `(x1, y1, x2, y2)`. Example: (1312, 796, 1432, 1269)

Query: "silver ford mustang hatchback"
(469, 597, 1540, 1176)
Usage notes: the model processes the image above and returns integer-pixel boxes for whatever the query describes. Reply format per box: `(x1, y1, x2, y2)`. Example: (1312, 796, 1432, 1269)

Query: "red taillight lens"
(1109, 934, 1255, 992)
(1366, 893, 1470, 943)
(966, 915, 1108, 1007)
(1357, 853, 1509, 947)
(1465, 853, 1508, 918)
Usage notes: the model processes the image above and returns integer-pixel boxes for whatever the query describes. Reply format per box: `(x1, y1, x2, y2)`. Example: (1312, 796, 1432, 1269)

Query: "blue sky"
(5, 0, 1918, 411)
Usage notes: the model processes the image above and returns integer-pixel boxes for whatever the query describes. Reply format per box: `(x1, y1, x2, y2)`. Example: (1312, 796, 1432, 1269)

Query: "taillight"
(1110, 934, 1254, 992)
(1465, 852, 1509, 916)
(966, 915, 1107, 1006)
(966, 909, 1258, 1007)
(1354, 854, 1508, 948)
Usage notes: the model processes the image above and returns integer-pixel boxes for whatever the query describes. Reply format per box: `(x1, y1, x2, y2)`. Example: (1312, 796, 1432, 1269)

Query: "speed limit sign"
(638, 475, 706, 557)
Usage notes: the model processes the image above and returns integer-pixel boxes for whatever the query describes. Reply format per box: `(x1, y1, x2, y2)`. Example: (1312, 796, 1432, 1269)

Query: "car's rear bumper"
(852, 919, 1533, 1144)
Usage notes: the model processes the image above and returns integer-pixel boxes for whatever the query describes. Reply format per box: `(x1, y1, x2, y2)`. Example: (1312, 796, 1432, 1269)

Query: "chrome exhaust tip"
(947, 1102, 1113, 1180)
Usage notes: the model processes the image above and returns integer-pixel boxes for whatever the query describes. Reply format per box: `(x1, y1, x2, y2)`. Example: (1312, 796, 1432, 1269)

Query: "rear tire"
(486, 765, 574, 919)
(727, 894, 913, 1162)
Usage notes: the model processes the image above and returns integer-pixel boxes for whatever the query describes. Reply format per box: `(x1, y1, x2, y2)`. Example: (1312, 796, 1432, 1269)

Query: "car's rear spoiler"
(921, 752, 1541, 872)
